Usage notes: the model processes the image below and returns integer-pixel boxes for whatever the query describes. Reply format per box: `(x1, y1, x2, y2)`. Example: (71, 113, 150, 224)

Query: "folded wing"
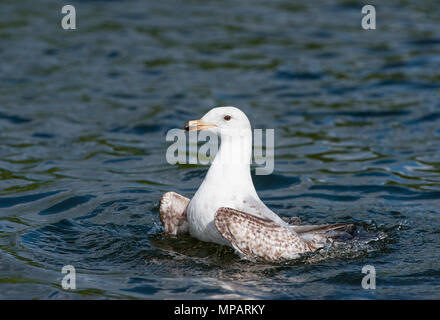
(214, 207, 317, 261)
(159, 192, 189, 235)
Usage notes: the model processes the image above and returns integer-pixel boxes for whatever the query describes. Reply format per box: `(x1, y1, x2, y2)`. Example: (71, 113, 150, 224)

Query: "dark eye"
(224, 115, 231, 121)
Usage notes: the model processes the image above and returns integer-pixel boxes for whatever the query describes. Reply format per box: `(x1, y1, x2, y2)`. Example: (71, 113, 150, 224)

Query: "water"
(0, 0, 440, 299)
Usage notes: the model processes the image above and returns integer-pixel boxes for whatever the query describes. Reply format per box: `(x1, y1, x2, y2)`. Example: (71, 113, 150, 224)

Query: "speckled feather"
(214, 207, 317, 261)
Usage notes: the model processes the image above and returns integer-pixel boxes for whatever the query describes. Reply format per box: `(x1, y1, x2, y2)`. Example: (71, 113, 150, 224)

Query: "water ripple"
(0, 0, 439, 299)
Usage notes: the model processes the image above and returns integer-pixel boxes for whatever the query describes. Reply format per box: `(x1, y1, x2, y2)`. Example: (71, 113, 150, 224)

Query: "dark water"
(1, 0, 440, 299)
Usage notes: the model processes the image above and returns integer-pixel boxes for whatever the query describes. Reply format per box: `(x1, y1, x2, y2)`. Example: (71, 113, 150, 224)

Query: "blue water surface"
(0, 0, 439, 299)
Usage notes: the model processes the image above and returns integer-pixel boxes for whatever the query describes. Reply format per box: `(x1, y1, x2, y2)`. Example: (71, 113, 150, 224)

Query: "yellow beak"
(183, 119, 217, 132)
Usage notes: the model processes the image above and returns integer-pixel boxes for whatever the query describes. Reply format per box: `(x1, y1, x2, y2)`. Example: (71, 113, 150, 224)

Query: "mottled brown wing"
(159, 192, 189, 235)
(214, 207, 317, 261)
(292, 223, 357, 235)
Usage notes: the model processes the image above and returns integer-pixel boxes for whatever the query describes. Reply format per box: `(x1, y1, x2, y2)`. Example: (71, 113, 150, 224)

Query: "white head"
(184, 106, 251, 138)
(184, 106, 253, 166)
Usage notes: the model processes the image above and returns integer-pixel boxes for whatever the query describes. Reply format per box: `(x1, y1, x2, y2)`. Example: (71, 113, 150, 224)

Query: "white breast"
(187, 181, 237, 246)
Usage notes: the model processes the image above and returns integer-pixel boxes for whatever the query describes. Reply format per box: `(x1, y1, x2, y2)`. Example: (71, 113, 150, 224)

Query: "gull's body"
(160, 107, 356, 261)
(186, 111, 286, 245)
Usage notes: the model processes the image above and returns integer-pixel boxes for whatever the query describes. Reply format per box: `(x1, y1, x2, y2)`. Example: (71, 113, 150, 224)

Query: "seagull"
(159, 106, 356, 261)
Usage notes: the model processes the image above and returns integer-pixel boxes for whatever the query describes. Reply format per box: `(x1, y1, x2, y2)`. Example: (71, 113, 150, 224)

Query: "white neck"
(203, 128, 255, 193)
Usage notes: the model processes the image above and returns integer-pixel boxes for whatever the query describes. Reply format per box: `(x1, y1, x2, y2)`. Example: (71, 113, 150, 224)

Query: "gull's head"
(183, 106, 251, 137)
